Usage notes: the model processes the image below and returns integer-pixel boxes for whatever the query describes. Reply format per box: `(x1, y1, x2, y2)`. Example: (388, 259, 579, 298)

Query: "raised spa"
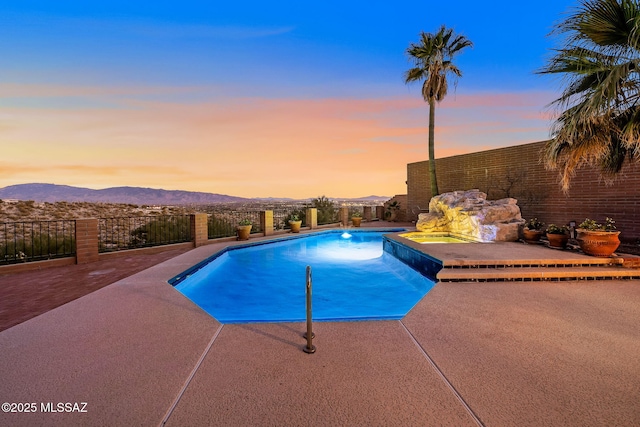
(397, 232, 476, 244)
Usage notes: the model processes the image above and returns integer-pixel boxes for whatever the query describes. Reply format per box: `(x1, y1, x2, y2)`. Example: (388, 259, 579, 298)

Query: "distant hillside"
(344, 195, 389, 201)
(0, 184, 250, 205)
(0, 184, 391, 205)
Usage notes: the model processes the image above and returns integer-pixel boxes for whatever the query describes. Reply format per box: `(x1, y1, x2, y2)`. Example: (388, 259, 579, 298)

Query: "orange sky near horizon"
(0, 1, 578, 200)
(1, 84, 554, 199)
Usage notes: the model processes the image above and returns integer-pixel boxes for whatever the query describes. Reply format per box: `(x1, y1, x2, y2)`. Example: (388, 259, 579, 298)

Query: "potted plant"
(351, 211, 362, 227)
(385, 201, 401, 222)
(576, 217, 620, 257)
(545, 224, 569, 249)
(288, 214, 302, 233)
(237, 218, 252, 241)
(523, 218, 544, 244)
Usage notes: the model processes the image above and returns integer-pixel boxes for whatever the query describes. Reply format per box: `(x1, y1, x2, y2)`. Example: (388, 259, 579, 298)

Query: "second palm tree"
(405, 26, 472, 197)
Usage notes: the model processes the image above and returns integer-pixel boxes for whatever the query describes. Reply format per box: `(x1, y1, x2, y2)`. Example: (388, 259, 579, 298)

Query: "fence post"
(75, 219, 99, 264)
(363, 206, 372, 222)
(261, 210, 274, 236)
(339, 207, 349, 226)
(306, 208, 317, 229)
(191, 214, 209, 247)
(376, 206, 385, 221)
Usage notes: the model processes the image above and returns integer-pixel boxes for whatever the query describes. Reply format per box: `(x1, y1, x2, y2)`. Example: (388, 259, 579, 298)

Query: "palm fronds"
(540, 0, 640, 191)
(405, 26, 472, 103)
(404, 25, 472, 196)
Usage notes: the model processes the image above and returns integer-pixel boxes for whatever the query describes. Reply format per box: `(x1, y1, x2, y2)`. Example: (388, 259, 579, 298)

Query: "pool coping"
(383, 233, 444, 281)
(171, 227, 432, 324)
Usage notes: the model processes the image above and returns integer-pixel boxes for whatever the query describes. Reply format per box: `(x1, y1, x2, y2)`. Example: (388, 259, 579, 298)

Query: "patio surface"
(0, 223, 639, 426)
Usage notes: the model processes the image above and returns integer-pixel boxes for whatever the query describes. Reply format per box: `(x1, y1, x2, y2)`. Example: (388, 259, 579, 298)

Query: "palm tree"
(539, 0, 640, 191)
(405, 26, 472, 196)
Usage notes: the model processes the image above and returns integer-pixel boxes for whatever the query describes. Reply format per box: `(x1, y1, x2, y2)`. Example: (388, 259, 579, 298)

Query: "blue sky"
(0, 1, 578, 198)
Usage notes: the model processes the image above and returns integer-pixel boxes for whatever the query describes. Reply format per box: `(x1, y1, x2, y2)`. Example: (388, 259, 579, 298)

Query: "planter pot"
(237, 225, 252, 241)
(386, 211, 397, 222)
(576, 229, 621, 257)
(289, 220, 302, 233)
(351, 217, 362, 227)
(546, 233, 569, 249)
(523, 228, 543, 244)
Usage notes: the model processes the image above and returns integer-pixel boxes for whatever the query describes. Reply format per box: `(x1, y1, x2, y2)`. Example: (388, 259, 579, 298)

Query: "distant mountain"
(0, 184, 391, 205)
(345, 195, 389, 201)
(0, 184, 250, 204)
(253, 197, 297, 202)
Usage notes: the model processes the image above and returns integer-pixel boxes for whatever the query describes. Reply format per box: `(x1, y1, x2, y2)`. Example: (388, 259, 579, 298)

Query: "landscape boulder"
(416, 189, 524, 242)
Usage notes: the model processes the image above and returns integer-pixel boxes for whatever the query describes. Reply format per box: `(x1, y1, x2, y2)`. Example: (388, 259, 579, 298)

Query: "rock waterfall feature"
(415, 190, 524, 242)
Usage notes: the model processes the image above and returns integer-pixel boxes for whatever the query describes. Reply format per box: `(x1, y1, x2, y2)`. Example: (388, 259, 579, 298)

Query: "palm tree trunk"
(428, 98, 439, 196)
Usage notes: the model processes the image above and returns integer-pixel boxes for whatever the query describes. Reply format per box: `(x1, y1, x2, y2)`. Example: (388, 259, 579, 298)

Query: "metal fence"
(273, 207, 307, 230)
(349, 206, 364, 218)
(98, 215, 192, 252)
(370, 207, 379, 220)
(0, 204, 382, 267)
(208, 210, 263, 239)
(205, 205, 344, 238)
(0, 220, 76, 265)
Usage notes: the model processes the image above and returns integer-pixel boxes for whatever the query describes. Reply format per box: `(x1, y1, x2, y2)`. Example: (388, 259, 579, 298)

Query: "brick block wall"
(407, 141, 640, 242)
(306, 208, 318, 229)
(339, 207, 349, 226)
(385, 195, 408, 222)
(191, 214, 209, 247)
(363, 206, 372, 222)
(75, 219, 99, 264)
(261, 210, 274, 235)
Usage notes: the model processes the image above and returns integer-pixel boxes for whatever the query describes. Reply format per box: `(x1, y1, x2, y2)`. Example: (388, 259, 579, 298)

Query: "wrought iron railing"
(349, 206, 364, 218)
(208, 210, 262, 239)
(316, 209, 339, 225)
(0, 220, 76, 265)
(197, 203, 341, 231)
(370, 206, 380, 220)
(0, 204, 376, 265)
(273, 207, 308, 230)
(207, 206, 334, 238)
(98, 215, 191, 252)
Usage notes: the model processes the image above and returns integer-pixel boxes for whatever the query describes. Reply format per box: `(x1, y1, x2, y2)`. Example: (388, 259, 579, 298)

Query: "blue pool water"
(173, 230, 435, 323)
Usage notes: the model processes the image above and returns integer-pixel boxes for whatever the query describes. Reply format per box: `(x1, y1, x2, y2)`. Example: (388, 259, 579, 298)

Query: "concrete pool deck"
(0, 224, 639, 426)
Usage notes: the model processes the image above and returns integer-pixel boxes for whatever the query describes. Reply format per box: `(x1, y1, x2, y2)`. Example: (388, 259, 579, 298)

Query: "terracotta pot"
(351, 217, 362, 227)
(546, 233, 569, 249)
(289, 220, 302, 233)
(523, 228, 543, 244)
(237, 225, 252, 241)
(576, 229, 621, 257)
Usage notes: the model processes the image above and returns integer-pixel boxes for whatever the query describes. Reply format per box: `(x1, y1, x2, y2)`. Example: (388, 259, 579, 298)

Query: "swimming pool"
(172, 230, 435, 323)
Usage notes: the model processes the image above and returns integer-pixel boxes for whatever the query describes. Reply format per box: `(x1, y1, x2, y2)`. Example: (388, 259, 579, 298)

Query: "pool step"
(437, 265, 640, 282)
(440, 257, 626, 268)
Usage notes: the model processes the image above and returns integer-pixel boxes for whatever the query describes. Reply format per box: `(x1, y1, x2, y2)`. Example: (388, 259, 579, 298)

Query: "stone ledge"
(416, 189, 524, 242)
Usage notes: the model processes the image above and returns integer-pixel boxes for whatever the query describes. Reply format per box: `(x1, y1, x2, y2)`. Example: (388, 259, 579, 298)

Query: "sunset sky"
(1, 1, 577, 199)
